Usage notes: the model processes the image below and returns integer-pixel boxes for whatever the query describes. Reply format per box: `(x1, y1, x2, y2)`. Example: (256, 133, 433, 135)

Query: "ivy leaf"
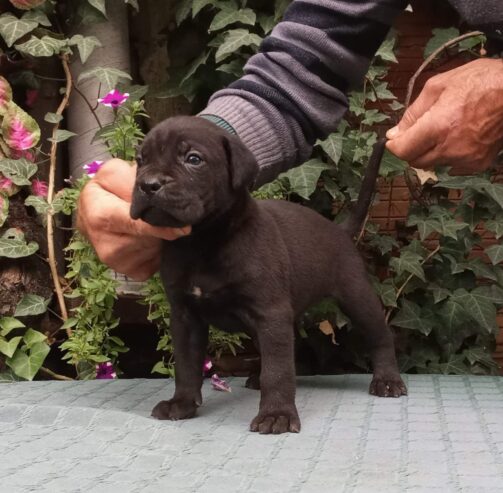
(0, 336, 22, 359)
(257, 13, 276, 34)
(69, 34, 102, 64)
(424, 27, 460, 57)
(428, 284, 451, 304)
(463, 347, 498, 369)
(0, 194, 8, 228)
(125, 0, 139, 11)
(389, 251, 426, 282)
(0, 158, 36, 186)
(376, 37, 398, 63)
(44, 112, 63, 123)
(407, 214, 440, 240)
(16, 35, 67, 57)
(180, 50, 211, 86)
(22, 9, 51, 27)
(176, 0, 192, 24)
(379, 150, 406, 178)
(317, 133, 343, 165)
(437, 354, 470, 375)
(280, 159, 332, 200)
(14, 294, 49, 317)
(78, 66, 132, 91)
(215, 29, 262, 63)
(450, 288, 498, 334)
(0, 317, 25, 336)
(485, 214, 503, 239)
(390, 299, 433, 335)
(0, 13, 38, 47)
(472, 285, 503, 306)
(192, 0, 217, 17)
(485, 244, 503, 265)
(216, 59, 244, 77)
(209, 7, 256, 32)
(369, 234, 398, 255)
(437, 298, 466, 335)
(436, 216, 468, 240)
(87, 0, 106, 17)
(48, 129, 77, 143)
(6, 341, 50, 380)
(372, 278, 397, 308)
(25, 195, 49, 215)
(23, 328, 47, 348)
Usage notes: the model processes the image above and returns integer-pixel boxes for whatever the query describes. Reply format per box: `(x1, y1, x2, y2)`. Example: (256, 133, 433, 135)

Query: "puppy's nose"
(139, 177, 164, 196)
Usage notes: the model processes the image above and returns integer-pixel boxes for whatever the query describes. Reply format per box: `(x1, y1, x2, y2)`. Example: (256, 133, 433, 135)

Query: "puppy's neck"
(189, 190, 255, 241)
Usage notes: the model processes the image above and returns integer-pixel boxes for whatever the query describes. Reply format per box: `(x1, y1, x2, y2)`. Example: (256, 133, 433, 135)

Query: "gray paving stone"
(1, 375, 503, 492)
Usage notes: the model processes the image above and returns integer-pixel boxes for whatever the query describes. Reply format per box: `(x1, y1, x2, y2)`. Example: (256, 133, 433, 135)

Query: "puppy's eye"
(136, 154, 144, 167)
(186, 153, 202, 166)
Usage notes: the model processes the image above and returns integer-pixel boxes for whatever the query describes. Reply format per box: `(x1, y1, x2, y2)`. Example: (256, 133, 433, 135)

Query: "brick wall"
(371, 1, 503, 367)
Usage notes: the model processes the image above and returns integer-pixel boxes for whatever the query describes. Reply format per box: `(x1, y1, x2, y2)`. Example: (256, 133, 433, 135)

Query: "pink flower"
(83, 160, 103, 177)
(8, 117, 36, 150)
(10, 148, 35, 161)
(203, 357, 213, 374)
(32, 179, 48, 198)
(98, 89, 129, 108)
(0, 176, 17, 196)
(211, 374, 231, 392)
(96, 362, 117, 379)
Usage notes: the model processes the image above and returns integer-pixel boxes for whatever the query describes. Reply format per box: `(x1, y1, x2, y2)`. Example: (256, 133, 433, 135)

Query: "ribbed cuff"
(200, 96, 285, 171)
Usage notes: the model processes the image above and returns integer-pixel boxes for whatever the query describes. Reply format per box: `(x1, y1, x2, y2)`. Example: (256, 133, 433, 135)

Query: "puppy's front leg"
(151, 304, 208, 421)
(250, 307, 300, 434)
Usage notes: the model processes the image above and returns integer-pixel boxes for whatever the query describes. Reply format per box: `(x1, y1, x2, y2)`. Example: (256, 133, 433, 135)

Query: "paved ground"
(1, 375, 503, 492)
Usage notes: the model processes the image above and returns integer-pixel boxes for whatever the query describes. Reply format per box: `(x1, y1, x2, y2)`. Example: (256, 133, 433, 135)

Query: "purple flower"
(83, 160, 103, 177)
(31, 179, 48, 198)
(211, 374, 231, 392)
(96, 362, 117, 379)
(98, 89, 129, 108)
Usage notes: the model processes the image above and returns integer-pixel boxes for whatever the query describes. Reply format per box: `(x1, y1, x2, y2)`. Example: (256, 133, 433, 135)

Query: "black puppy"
(130, 116, 407, 434)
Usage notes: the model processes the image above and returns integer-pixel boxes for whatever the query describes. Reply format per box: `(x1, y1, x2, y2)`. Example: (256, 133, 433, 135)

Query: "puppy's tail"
(341, 138, 386, 238)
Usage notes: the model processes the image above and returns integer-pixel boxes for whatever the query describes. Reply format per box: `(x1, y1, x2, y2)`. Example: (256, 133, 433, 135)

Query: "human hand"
(76, 159, 191, 281)
(386, 58, 503, 173)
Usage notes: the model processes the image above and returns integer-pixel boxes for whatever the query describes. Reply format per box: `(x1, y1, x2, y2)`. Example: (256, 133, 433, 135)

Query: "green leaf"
(192, 0, 217, 17)
(176, 0, 192, 24)
(424, 27, 460, 57)
(44, 112, 63, 123)
(436, 216, 468, 240)
(25, 195, 49, 215)
(369, 234, 398, 255)
(407, 214, 440, 241)
(0, 194, 8, 228)
(14, 294, 49, 317)
(23, 328, 47, 348)
(390, 299, 433, 335)
(125, 0, 139, 11)
(372, 279, 397, 308)
(451, 288, 498, 334)
(437, 354, 470, 375)
(87, 0, 106, 16)
(0, 317, 25, 336)
(69, 34, 102, 63)
(15, 35, 67, 57)
(376, 37, 398, 63)
(379, 150, 407, 178)
(22, 9, 51, 27)
(0, 229, 38, 258)
(280, 159, 332, 200)
(78, 66, 132, 91)
(6, 341, 50, 380)
(216, 59, 244, 77)
(317, 132, 343, 164)
(485, 214, 503, 239)
(389, 251, 426, 282)
(180, 50, 211, 85)
(429, 284, 451, 303)
(48, 129, 76, 143)
(0, 158, 37, 186)
(0, 336, 22, 358)
(257, 13, 276, 34)
(485, 244, 503, 265)
(209, 6, 256, 32)
(215, 29, 262, 63)
(0, 13, 38, 47)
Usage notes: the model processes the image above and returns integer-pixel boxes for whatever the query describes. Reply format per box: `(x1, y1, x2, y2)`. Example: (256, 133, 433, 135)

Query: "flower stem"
(47, 54, 72, 336)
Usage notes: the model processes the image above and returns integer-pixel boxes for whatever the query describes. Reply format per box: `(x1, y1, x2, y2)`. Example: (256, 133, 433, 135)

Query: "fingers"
(386, 109, 441, 162)
(387, 77, 445, 138)
(95, 159, 138, 202)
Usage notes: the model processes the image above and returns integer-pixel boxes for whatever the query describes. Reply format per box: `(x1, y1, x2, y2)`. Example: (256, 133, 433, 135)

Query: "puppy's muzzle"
(137, 175, 174, 197)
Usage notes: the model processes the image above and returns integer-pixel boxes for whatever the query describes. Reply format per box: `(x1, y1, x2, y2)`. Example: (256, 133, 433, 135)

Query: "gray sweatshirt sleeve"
(200, 0, 408, 186)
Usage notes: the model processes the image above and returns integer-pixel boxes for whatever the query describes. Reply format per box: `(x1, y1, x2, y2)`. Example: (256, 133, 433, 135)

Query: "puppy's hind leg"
(333, 260, 407, 398)
(151, 304, 209, 420)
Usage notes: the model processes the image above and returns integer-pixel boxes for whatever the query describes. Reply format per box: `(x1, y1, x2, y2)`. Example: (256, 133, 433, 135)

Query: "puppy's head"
(130, 116, 258, 228)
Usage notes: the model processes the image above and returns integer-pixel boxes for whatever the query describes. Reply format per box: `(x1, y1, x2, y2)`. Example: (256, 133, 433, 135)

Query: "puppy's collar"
(199, 114, 237, 135)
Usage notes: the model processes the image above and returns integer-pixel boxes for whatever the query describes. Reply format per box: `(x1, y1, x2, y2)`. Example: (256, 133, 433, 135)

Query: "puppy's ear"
(222, 134, 258, 190)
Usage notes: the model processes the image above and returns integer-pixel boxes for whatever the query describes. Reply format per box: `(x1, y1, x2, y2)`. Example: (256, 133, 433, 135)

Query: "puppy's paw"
(250, 408, 301, 434)
(151, 398, 198, 420)
(245, 373, 260, 390)
(369, 375, 407, 398)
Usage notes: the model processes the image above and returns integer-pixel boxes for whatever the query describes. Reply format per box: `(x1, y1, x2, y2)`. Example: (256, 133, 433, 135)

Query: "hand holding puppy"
(386, 58, 503, 173)
(76, 159, 190, 281)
